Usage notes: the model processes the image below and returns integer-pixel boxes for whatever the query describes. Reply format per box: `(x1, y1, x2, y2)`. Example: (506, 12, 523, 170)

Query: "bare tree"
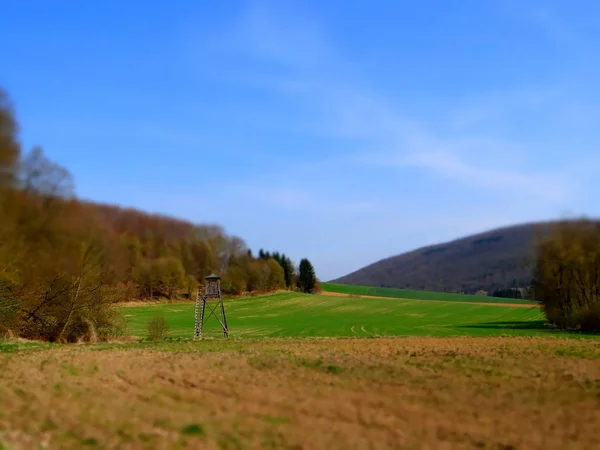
(0, 88, 21, 189)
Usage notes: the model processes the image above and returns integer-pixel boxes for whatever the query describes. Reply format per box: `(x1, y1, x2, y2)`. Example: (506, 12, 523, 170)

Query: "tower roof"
(205, 273, 220, 280)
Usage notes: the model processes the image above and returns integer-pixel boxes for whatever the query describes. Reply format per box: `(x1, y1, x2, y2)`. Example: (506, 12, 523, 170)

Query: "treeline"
(255, 250, 319, 294)
(0, 87, 319, 342)
(257, 249, 294, 288)
(490, 288, 529, 300)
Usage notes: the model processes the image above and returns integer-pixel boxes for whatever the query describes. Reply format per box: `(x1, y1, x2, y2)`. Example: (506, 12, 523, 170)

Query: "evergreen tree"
(297, 258, 317, 293)
(281, 254, 294, 288)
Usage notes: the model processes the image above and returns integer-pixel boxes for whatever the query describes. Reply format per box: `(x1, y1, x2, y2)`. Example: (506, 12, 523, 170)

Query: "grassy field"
(1, 337, 600, 449)
(322, 282, 536, 304)
(120, 292, 594, 340)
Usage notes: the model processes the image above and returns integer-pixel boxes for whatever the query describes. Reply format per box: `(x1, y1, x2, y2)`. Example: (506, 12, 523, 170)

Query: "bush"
(312, 280, 322, 294)
(94, 306, 128, 341)
(147, 315, 169, 341)
(221, 266, 247, 295)
(0, 300, 19, 338)
(532, 219, 600, 331)
(0, 280, 19, 337)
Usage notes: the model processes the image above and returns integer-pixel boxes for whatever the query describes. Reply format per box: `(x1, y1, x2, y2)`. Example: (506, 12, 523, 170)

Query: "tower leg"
(193, 288, 201, 340)
(199, 300, 206, 339)
(220, 299, 229, 337)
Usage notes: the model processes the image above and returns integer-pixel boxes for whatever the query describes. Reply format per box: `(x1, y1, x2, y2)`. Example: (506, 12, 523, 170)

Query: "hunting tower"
(193, 274, 229, 339)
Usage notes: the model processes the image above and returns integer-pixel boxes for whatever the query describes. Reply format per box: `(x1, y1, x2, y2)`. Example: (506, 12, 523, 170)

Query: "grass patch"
(0, 341, 56, 354)
(554, 346, 600, 359)
(264, 415, 291, 425)
(247, 354, 280, 370)
(326, 364, 344, 374)
(61, 363, 81, 376)
(295, 357, 344, 374)
(81, 437, 99, 446)
(181, 424, 205, 436)
(298, 356, 324, 369)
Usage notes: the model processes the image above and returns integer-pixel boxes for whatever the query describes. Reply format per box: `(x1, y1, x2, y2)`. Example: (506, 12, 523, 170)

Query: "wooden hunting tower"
(193, 274, 229, 339)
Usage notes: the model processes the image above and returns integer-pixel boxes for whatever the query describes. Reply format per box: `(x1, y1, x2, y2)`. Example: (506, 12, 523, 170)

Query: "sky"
(1, 0, 600, 281)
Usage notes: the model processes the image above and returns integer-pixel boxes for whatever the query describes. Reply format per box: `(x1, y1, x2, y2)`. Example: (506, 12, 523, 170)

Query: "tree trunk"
(57, 276, 82, 342)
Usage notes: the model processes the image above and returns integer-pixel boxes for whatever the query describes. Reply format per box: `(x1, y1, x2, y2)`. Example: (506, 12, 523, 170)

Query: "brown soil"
(1, 337, 599, 449)
(320, 290, 538, 308)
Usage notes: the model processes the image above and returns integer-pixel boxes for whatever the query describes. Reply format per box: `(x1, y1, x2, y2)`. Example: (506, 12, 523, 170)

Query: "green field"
(322, 282, 536, 304)
(122, 291, 594, 340)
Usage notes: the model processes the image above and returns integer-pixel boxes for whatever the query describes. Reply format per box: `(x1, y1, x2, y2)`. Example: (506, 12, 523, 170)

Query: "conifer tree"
(281, 254, 294, 288)
(297, 258, 317, 293)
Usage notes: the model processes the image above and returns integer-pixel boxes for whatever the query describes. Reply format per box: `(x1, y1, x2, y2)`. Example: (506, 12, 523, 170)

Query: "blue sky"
(2, 0, 600, 280)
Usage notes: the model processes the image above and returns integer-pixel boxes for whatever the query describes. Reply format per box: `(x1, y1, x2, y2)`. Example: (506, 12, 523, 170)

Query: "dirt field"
(1, 337, 600, 449)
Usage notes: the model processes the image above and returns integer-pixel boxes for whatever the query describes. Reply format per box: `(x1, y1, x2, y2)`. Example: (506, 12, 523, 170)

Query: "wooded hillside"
(0, 87, 303, 342)
(332, 222, 571, 295)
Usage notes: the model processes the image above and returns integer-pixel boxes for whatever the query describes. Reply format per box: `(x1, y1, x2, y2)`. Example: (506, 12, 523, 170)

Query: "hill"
(331, 221, 571, 295)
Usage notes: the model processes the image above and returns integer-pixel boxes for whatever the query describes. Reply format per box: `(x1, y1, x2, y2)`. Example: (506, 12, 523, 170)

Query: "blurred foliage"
(147, 315, 169, 341)
(532, 219, 600, 330)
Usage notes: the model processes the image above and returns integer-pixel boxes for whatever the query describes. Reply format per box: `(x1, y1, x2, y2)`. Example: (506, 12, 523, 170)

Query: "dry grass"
(1, 337, 600, 449)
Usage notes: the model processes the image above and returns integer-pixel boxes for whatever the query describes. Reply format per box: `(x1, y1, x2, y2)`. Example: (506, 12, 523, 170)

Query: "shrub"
(95, 307, 128, 341)
(0, 280, 19, 337)
(186, 275, 199, 300)
(312, 280, 322, 294)
(0, 301, 19, 338)
(147, 315, 169, 341)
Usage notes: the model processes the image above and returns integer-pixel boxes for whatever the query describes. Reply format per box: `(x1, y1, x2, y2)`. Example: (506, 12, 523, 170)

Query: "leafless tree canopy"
(532, 219, 600, 330)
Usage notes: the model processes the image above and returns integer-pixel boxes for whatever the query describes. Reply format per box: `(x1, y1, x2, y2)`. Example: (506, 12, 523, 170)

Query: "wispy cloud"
(206, 2, 578, 207)
(230, 3, 332, 72)
(530, 6, 579, 48)
(397, 151, 572, 203)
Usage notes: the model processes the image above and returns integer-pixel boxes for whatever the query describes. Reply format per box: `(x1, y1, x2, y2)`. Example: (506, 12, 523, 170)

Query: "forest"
(0, 87, 318, 342)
